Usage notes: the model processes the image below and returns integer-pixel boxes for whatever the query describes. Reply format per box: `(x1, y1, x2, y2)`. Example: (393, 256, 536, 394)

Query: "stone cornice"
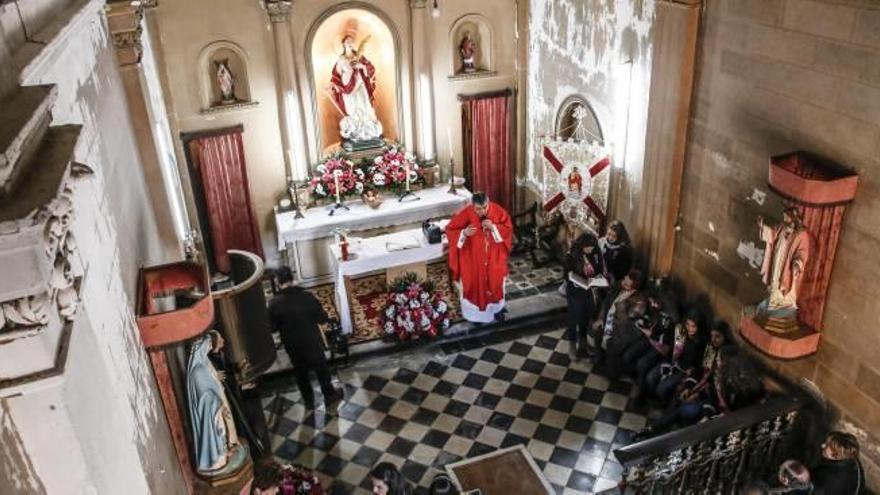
(265, 0, 292, 23)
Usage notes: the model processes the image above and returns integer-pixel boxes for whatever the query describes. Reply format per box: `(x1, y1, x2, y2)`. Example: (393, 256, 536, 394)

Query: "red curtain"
(193, 130, 263, 273)
(793, 203, 846, 332)
(462, 93, 513, 212)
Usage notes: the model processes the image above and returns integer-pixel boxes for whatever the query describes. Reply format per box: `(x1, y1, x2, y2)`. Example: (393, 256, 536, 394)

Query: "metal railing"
(613, 394, 804, 494)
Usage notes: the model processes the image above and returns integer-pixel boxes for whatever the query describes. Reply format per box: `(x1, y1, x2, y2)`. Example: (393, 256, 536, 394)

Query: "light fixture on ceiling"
(431, 0, 440, 18)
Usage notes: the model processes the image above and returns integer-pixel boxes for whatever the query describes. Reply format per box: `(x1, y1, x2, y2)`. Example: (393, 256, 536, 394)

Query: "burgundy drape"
(462, 93, 513, 212)
(193, 130, 263, 273)
(795, 204, 845, 331)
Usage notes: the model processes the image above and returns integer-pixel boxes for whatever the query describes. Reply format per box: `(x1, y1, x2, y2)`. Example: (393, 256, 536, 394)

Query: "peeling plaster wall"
(526, 0, 654, 229)
(1, 0, 184, 492)
(672, 0, 880, 488)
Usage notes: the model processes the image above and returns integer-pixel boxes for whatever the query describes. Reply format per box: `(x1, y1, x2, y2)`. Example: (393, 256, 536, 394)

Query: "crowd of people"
(564, 220, 868, 494)
(563, 220, 766, 438)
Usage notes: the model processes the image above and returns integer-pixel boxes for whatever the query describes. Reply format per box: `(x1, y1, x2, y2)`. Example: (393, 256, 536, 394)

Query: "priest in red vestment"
(446, 192, 513, 323)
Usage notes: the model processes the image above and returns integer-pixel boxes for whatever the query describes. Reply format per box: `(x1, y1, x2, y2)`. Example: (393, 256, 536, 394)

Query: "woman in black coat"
(599, 220, 634, 285)
(812, 431, 865, 494)
(564, 231, 605, 354)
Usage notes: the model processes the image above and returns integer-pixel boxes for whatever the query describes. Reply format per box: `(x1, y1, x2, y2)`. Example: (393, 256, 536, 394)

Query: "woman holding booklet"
(564, 231, 608, 357)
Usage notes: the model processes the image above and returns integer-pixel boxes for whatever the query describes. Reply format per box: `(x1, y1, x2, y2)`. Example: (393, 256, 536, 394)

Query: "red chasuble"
(446, 202, 513, 322)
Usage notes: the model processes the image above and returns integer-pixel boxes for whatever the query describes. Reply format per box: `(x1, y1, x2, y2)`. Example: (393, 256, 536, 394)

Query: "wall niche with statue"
(448, 14, 495, 80)
(198, 41, 258, 114)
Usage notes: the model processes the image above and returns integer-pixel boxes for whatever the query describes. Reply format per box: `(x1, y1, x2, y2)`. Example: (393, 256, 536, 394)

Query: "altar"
(276, 186, 470, 285)
(330, 220, 450, 334)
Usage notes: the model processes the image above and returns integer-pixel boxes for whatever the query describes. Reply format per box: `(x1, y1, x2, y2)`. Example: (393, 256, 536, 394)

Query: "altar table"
(276, 186, 469, 285)
(329, 221, 449, 335)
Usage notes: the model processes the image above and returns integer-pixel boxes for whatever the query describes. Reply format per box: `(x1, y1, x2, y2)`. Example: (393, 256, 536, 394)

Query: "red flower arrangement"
(279, 465, 325, 495)
(308, 156, 365, 200)
(367, 147, 420, 190)
(383, 273, 450, 340)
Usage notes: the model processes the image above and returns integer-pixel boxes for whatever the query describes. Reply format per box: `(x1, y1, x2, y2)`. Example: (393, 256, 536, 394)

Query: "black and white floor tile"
(264, 328, 645, 494)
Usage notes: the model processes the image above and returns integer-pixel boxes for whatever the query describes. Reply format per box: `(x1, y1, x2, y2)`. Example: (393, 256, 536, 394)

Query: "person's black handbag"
(422, 219, 443, 244)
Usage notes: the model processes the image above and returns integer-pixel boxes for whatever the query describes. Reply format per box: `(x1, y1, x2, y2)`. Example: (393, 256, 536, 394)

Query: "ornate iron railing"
(613, 394, 803, 494)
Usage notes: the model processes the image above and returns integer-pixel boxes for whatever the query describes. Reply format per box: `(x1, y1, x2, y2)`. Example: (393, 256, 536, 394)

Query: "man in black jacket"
(268, 267, 341, 408)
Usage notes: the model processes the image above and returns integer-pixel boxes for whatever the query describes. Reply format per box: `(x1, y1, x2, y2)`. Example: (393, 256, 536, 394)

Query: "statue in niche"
(187, 330, 246, 475)
(214, 58, 237, 104)
(329, 31, 383, 150)
(459, 31, 477, 73)
(755, 206, 812, 331)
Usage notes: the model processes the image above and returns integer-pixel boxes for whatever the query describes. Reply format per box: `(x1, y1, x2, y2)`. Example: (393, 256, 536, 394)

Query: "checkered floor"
(264, 328, 645, 494)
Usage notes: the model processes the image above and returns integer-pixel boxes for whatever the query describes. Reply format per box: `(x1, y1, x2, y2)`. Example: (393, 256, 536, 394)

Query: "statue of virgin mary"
(187, 331, 243, 474)
(329, 33, 384, 148)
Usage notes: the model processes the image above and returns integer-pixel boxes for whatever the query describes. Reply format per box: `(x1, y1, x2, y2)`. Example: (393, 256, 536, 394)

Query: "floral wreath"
(383, 272, 450, 340)
(279, 464, 325, 495)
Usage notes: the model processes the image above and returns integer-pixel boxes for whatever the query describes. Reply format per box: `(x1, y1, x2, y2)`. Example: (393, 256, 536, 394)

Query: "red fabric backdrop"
(795, 204, 845, 331)
(194, 131, 263, 273)
(462, 94, 513, 212)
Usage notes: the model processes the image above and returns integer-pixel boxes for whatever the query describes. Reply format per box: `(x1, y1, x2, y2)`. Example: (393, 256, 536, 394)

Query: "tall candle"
(447, 127, 453, 153)
(333, 170, 342, 204)
(405, 162, 411, 192)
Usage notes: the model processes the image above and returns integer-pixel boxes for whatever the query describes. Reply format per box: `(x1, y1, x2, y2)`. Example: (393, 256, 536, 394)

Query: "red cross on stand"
(541, 145, 611, 227)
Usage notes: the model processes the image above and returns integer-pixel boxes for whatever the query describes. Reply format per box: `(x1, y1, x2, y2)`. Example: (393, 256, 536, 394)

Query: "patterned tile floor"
(263, 328, 646, 494)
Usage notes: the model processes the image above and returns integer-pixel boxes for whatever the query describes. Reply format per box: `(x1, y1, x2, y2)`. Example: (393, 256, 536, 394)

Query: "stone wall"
(525, 0, 655, 229)
(673, 0, 880, 486)
(0, 0, 183, 492)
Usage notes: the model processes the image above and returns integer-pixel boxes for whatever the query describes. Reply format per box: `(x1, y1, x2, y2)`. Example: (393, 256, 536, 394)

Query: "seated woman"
(770, 460, 813, 495)
(644, 311, 706, 402)
(563, 231, 606, 356)
(812, 431, 865, 494)
(599, 220, 634, 285)
(584, 268, 644, 363)
(601, 294, 650, 380)
(623, 286, 679, 389)
(370, 462, 414, 495)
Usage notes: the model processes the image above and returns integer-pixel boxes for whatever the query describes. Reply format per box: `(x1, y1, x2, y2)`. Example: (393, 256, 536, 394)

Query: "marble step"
(0, 85, 57, 191)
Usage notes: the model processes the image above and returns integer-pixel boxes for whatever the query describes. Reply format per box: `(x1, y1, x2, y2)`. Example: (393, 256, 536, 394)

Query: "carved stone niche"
(448, 14, 495, 80)
(0, 84, 91, 393)
(197, 41, 258, 114)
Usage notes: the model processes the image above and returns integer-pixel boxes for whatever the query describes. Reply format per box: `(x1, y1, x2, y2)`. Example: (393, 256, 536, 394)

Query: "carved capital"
(410, 0, 429, 8)
(105, 2, 145, 65)
(141, 0, 159, 8)
(265, 0, 292, 23)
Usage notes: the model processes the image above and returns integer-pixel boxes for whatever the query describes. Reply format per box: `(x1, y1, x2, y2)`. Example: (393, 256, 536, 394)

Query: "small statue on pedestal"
(214, 59, 237, 104)
(755, 206, 811, 332)
(459, 31, 477, 73)
(187, 330, 247, 477)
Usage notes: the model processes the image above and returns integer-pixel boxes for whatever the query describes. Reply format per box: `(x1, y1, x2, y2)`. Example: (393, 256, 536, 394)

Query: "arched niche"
(555, 95, 604, 144)
(197, 41, 255, 112)
(306, 4, 401, 155)
(449, 14, 493, 77)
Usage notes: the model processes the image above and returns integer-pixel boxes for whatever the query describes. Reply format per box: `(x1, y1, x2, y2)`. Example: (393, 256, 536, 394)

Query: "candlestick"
(333, 170, 342, 205)
(447, 156, 458, 195)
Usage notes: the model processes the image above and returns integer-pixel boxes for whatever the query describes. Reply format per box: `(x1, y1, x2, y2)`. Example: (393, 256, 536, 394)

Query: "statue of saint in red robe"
(446, 193, 513, 323)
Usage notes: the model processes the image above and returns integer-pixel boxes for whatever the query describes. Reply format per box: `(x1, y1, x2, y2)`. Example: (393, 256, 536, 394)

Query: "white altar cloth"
(276, 186, 470, 249)
(330, 221, 449, 334)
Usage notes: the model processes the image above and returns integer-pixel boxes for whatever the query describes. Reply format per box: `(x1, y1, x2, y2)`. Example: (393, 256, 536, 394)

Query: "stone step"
(0, 85, 57, 192)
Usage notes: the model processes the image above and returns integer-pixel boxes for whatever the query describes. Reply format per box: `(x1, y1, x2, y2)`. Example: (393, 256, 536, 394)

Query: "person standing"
(446, 192, 513, 323)
(564, 232, 605, 355)
(599, 220, 634, 285)
(268, 267, 341, 409)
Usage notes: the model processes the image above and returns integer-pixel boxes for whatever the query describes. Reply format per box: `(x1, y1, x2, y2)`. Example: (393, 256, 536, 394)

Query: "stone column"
(636, 0, 703, 274)
(266, 0, 310, 180)
(106, 1, 185, 260)
(410, 0, 437, 164)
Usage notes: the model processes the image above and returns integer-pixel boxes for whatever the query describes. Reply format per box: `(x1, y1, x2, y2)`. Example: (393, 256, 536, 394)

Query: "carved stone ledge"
(199, 100, 260, 115)
(265, 0, 292, 23)
(447, 70, 499, 82)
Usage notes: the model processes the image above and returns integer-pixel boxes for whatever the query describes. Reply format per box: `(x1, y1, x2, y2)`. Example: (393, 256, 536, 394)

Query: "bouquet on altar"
(278, 464, 325, 495)
(308, 156, 365, 199)
(383, 272, 450, 340)
(366, 146, 420, 190)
